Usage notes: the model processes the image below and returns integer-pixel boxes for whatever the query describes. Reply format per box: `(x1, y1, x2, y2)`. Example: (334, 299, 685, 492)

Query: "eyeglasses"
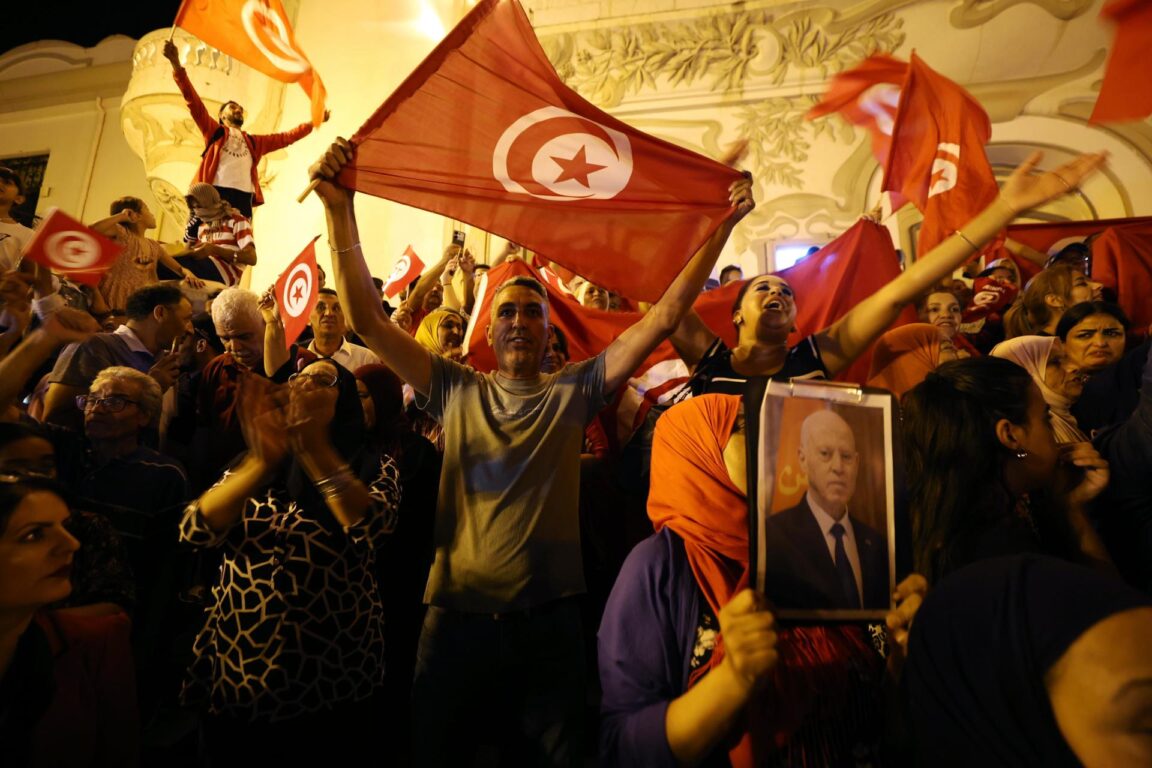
(75, 395, 139, 413)
(288, 371, 339, 388)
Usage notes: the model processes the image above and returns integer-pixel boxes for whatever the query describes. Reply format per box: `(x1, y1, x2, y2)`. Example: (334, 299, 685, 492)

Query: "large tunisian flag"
(175, 0, 328, 126)
(883, 53, 999, 257)
(340, 0, 743, 303)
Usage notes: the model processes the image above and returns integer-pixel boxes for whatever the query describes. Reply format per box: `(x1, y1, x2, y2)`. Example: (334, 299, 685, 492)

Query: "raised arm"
(258, 289, 290, 376)
(0, 306, 97, 413)
(603, 176, 754, 395)
(309, 138, 434, 395)
(163, 40, 218, 136)
(404, 245, 457, 313)
(815, 151, 1108, 376)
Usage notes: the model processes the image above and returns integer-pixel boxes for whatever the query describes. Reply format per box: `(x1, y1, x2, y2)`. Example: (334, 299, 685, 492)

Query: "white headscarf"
(990, 336, 1088, 443)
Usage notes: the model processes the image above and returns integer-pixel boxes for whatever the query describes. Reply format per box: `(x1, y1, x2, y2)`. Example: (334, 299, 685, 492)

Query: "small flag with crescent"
(22, 208, 123, 287)
(273, 235, 321, 349)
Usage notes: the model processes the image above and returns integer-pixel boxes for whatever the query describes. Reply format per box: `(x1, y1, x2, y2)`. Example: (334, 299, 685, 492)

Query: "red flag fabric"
(775, 219, 915, 385)
(464, 219, 908, 446)
(341, 0, 742, 304)
(382, 245, 424, 299)
(1090, 0, 1152, 123)
(807, 54, 907, 167)
(273, 236, 320, 348)
(883, 53, 998, 257)
(1090, 222, 1152, 331)
(174, 0, 327, 126)
(22, 208, 122, 287)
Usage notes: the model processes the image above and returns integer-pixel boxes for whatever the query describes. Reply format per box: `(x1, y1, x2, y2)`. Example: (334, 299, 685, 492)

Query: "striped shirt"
(196, 212, 253, 285)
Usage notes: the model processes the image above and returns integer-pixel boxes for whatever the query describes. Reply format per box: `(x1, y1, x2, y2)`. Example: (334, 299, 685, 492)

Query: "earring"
(1016, 450, 1029, 459)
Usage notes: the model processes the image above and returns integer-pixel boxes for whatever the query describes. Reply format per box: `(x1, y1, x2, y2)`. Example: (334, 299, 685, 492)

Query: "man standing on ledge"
(762, 409, 889, 610)
(163, 39, 328, 218)
(309, 137, 753, 767)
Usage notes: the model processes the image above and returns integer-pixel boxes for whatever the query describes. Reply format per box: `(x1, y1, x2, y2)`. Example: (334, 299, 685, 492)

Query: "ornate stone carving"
(949, 0, 1094, 28)
(539, 8, 904, 108)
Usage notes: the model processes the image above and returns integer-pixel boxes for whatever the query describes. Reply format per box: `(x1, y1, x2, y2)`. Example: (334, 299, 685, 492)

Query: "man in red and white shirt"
(182, 183, 256, 287)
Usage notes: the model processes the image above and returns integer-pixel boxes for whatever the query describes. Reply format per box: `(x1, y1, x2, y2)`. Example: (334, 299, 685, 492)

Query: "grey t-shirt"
(417, 352, 607, 612)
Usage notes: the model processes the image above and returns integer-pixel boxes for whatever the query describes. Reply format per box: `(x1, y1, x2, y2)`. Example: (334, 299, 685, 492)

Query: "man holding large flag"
(163, 38, 327, 217)
(311, 135, 753, 765)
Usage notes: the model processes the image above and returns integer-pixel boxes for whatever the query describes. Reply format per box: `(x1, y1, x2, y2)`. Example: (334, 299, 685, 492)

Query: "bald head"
(798, 410, 859, 519)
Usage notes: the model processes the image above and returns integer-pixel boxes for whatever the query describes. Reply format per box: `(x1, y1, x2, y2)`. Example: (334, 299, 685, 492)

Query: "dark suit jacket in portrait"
(760, 497, 889, 610)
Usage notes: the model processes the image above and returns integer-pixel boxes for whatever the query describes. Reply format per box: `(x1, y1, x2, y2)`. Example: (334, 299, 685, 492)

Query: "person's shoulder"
(36, 609, 131, 654)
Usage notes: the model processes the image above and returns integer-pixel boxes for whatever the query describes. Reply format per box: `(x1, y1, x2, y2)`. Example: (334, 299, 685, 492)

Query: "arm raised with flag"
(310, 137, 753, 398)
(672, 151, 1108, 381)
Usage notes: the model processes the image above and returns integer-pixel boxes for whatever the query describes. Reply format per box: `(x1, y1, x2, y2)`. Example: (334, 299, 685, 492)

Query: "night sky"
(3, 3, 182, 54)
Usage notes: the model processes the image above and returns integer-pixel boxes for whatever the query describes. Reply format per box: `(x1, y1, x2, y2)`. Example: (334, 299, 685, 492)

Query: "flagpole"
(296, 178, 320, 203)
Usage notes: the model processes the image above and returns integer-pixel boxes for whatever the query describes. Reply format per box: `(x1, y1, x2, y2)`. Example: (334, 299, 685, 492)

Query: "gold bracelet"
(954, 229, 979, 253)
(330, 242, 361, 255)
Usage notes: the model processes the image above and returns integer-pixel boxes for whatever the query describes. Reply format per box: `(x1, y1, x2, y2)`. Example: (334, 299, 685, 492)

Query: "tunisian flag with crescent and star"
(340, 0, 743, 304)
(272, 236, 320, 348)
(174, 0, 327, 126)
(381, 245, 425, 300)
(22, 208, 122, 287)
(883, 53, 999, 257)
(1090, 0, 1152, 123)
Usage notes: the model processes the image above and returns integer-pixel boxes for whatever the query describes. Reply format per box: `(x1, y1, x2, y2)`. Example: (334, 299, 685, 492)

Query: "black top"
(905, 554, 1150, 767)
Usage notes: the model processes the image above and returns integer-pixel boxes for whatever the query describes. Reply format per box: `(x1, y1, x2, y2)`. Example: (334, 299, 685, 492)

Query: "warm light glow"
(413, 2, 447, 40)
(774, 243, 817, 270)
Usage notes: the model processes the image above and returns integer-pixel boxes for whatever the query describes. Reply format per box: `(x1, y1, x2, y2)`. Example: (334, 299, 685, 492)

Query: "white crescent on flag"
(280, 262, 314, 318)
(492, 107, 633, 201)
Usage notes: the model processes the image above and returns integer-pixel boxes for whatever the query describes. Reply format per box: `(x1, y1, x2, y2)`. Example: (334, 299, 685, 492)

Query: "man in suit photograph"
(761, 409, 890, 610)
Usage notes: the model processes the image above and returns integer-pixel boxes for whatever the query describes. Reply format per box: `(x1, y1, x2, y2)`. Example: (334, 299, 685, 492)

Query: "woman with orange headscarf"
(866, 323, 970, 399)
(599, 394, 886, 767)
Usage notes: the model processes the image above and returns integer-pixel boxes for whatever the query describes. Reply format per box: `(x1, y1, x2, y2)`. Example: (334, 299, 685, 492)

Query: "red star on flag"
(551, 145, 606, 187)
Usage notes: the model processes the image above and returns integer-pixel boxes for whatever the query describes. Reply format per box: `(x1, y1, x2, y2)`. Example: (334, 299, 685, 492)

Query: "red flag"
(174, 0, 327, 126)
(807, 54, 907, 167)
(465, 219, 908, 446)
(1091, 0, 1152, 123)
(382, 245, 424, 299)
(273, 236, 320, 348)
(1090, 222, 1152, 331)
(341, 0, 742, 303)
(883, 53, 998, 257)
(22, 208, 122, 286)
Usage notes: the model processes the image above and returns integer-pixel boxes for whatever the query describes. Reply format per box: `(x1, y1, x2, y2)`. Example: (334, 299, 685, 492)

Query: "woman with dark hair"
(0, 475, 139, 767)
(1002, 264, 1103, 339)
(1057, 301, 1149, 435)
(1056, 300, 1130, 374)
(866, 323, 968, 398)
(179, 358, 401, 764)
(901, 357, 1111, 586)
(600, 394, 888, 766)
(670, 152, 1106, 396)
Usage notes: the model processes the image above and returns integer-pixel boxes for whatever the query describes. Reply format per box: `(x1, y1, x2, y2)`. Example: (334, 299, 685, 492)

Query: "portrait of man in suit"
(761, 409, 890, 611)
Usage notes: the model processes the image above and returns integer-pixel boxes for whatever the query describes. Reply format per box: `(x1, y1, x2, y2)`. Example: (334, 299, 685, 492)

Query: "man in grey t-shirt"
(310, 137, 753, 767)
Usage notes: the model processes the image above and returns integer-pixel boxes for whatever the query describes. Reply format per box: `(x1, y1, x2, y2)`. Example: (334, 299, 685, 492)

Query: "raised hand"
(258, 287, 282, 327)
(728, 175, 756, 224)
(162, 40, 181, 69)
(148, 350, 182, 391)
(285, 371, 338, 458)
(885, 573, 929, 658)
(41, 307, 100, 345)
(999, 151, 1108, 215)
(1059, 441, 1110, 507)
(308, 138, 356, 209)
(236, 373, 290, 470)
(717, 588, 778, 693)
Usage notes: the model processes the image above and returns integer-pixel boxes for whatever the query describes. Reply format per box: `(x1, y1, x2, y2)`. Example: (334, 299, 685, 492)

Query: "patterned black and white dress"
(179, 457, 401, 722)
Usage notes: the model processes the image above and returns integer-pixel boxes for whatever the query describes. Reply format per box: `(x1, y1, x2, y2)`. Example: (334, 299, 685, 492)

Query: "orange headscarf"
(648, 394, 884, 767)
(866, 323, 943, 398)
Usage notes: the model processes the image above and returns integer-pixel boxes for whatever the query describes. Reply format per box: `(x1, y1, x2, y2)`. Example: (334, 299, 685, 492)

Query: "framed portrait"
(745, 377, 898, 621)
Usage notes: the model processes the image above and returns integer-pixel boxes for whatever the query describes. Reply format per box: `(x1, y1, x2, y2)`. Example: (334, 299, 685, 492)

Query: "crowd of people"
(1, 54, 1151, 768)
